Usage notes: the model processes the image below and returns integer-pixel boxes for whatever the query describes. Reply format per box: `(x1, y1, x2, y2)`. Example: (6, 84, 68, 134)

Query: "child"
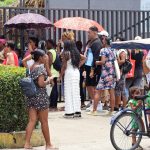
(146, 91, 150, 128)
(128, 86, 143, 150)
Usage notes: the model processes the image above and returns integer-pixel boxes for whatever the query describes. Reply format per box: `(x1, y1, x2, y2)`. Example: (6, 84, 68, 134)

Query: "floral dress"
(96, 47, 116, 90)
(26, 64, 49, 111)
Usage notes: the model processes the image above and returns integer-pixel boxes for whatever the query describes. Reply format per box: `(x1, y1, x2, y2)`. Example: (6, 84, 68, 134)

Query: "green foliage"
(0, 65, 28, 132)
(0, 0, 17, 7)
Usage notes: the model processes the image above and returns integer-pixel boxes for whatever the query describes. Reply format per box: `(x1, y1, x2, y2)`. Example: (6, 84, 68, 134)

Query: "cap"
(98, 30, 109, 37)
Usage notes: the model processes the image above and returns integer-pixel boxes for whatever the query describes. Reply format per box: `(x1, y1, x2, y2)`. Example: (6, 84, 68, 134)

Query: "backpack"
(19, 74, 37, 98)
(49, 49, 61, 72)
(122, 60, 132, 74)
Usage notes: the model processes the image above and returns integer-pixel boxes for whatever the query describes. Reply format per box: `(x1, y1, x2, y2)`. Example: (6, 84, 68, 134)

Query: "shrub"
(0, 65, 28, 132)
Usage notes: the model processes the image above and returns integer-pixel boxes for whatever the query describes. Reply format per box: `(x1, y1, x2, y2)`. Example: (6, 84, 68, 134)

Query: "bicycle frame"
(110, 100, 150, 137)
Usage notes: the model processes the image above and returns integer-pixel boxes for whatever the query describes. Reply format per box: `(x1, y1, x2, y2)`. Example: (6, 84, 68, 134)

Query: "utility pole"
(88, 0, 90, 18)
(88, 0, 90, 10)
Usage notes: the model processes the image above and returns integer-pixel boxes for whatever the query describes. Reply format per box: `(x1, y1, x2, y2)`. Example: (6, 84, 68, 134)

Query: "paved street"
(4, 109, 150, 150)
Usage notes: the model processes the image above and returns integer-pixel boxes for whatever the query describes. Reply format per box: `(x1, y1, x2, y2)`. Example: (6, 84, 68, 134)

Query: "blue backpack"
(20, 71, 37, 98)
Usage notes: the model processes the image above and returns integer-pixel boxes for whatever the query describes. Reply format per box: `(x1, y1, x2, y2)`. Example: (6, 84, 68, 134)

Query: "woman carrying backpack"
(24, 49, 57, 150)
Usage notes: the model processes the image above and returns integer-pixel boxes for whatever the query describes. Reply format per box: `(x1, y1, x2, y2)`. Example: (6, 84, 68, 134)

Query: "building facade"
(46, 0, 141, 10)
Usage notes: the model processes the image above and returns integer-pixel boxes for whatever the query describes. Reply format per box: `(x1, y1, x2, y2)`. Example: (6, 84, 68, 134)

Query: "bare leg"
(122, 95, 127, 108)
(87, 86, 95, 100)
(38, 109, 53, 148)
(109, 89, 115, 112)
(115, 95, 121, 109)
(93, 90, 101, 111)
(24, 108, 37, 148)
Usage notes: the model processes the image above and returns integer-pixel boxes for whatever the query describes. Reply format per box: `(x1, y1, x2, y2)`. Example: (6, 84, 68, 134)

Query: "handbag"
(122, 60, 132, 74)
(126, 51, 135, 78)
(20, 69, 37, 98)
(113, 50, 121, 81)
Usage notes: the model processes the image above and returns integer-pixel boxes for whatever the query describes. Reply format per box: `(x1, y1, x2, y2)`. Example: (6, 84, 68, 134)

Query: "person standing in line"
(84, 26, 102, 109)
(60, 40, 85, 118)
(22, 37, 52, 77)
(0, 38, 6, 64)
(3, 41, 19, 66)
(76, 41, 86, 109)
(24, 49, 57, 150)
(46, 39, 59, 111)
(88, 37, 116, 116)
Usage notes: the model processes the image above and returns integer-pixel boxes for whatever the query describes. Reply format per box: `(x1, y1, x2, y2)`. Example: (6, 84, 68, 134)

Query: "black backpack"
(49, 49, 62, 72)
(53, 53, 62, 72)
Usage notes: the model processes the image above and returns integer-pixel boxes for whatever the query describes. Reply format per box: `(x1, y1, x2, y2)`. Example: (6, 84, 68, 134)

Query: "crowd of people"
(1, 26, 150, 149)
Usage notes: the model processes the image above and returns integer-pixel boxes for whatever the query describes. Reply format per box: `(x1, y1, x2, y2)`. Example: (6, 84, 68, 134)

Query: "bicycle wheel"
(110, 112, 143, 150)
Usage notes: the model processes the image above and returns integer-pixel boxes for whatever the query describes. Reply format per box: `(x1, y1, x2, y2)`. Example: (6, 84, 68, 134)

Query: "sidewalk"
(5, 110, 150, 150)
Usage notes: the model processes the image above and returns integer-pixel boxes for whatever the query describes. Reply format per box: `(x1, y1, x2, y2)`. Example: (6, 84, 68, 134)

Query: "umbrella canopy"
(54, 17, 104, 32)
(111, 38, 150, 50)
(4, 13, 53, 29)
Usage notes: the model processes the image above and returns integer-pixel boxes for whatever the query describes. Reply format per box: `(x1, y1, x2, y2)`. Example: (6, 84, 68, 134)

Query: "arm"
(37, 74, 51, 88)
(79, 54, 86, 68)
(47, 51, 53, 68)
(44, 54, 52, 77)
(95, 55, 106, 66)
(130, 100, 142, 111)
(117, 52, 126, 66)
(60, 52, 70, 78)
(22, 54, 32, 68)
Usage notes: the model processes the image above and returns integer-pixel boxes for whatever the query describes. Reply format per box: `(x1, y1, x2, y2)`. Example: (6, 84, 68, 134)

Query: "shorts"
(115, 75, 126, 97)
(85, 66, 100, 87)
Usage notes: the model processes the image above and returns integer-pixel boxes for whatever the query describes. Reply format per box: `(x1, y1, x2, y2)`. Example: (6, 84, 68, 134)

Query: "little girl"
(128, 86, 143, 150)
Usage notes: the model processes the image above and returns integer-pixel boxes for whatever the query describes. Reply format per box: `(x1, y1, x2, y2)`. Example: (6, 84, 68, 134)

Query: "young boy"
(128, 86, 143, 150)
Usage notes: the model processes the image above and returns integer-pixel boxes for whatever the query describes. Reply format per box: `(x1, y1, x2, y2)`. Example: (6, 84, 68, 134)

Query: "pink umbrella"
(54, 17, 104, 31)
(4, 13, 53, 29)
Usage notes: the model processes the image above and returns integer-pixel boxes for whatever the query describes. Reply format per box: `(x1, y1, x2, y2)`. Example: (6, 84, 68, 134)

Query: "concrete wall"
(47, 0, 141, 10)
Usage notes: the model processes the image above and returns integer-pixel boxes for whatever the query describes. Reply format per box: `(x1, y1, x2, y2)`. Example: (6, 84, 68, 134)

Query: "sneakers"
(74, 112, 82, 118)
(86, 102, 103, 112)
(86, 101, 92, 108)
(63, 113, 74, 119)
(63, 112, 82, 118)
(86, 104, 93, 112)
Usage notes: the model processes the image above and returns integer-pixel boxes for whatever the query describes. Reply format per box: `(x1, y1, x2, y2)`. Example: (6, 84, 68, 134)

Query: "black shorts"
(85, 66, 100, 87)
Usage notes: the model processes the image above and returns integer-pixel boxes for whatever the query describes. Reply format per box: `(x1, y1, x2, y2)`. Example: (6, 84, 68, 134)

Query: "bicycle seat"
(134, 95, 148, 100)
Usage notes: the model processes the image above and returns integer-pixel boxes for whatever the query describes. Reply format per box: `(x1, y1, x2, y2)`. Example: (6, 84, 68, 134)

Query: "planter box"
(0, 129, 45, 149)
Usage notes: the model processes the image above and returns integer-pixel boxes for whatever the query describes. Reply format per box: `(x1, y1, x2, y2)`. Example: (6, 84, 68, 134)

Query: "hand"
(89, 69, 94, 78)
(82, 71, 86, 78)
(95, 61, 99, 66)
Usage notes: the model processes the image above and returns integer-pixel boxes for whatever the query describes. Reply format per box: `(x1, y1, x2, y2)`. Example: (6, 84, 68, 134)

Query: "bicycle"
(110, 95, 150, 150)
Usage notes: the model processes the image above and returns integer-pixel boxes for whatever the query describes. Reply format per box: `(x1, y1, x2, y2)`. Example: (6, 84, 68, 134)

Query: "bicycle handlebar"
(134, 95, 148, 100)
